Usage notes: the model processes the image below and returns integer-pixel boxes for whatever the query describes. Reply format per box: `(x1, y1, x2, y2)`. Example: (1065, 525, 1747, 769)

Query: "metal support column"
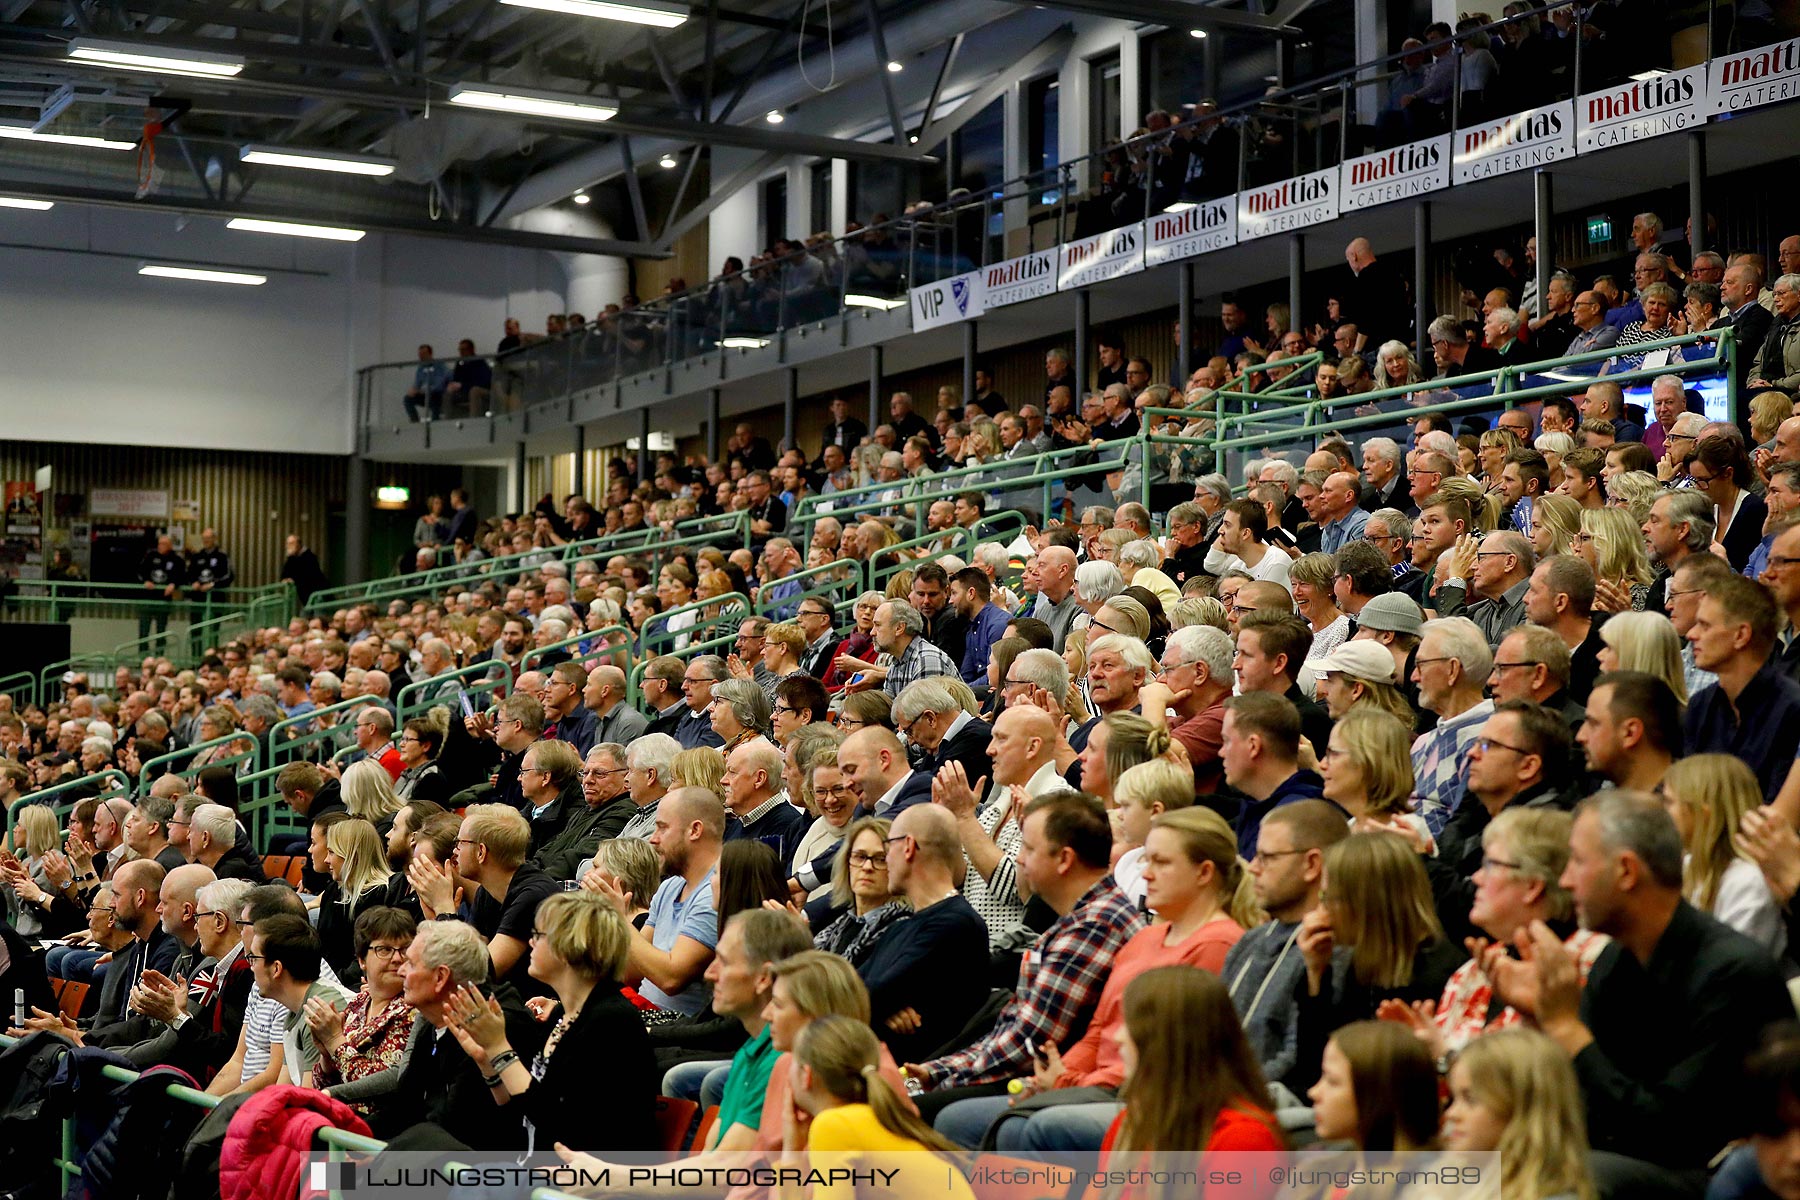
(344, 453, 368, 585)
(1414, 202, 1432, 353)
(571, 425, 585, 497)
(1177, 262, 1195, 386)
(1688, 132, 1706, 255)
(1533, 170, 1553, 317)
(868, 346, 882, 433)
(1288, 235, 1304, 333)
(962, 321, 977, 409)
(707, 389, 721, 463)
(637, 409, 650, 483)
(784, 369, 798, 453)
(1074, 289, 1090, 396)
(514, 440, 528, 513)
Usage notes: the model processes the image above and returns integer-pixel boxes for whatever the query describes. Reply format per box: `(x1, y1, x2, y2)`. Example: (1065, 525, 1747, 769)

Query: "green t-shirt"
(716, 1024, 779, 1140)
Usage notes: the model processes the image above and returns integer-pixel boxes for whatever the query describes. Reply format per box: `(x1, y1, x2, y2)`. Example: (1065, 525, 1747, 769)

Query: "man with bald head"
(1032, 546, 1081, 652)
(857, 803, 991, 1065)
(838, 725, 933, 816)
(1229, 580, 1295, 632)
(600, 786, 726, 1016)
(85, 859, 179, 1044)
(1315, 471, 1370, 553)
(1342, 236, 1409, 345)
(582, 662, 646, 745)
(415, 638, 463, 704)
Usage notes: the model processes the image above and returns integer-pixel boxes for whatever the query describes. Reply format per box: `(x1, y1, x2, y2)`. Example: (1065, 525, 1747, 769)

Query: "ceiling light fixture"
(0, 119, 134, 150)
(765, 110, 784, 124)
(659, 152, 678, 169)
(886, 60, 903, 72)
(239, 144, 397, 177)
(226, 216, 366, 241)
(0, 197, 54, 210)
(139, 263, 266, 285)
(721, 336, 770, 349)
(1189, 28, 1207, 38)
(496, 0, 687, 26)
(447, 82, 618, 122)
(845, 294, 907, 311)
(572, 189, 591, 205)
(67, 36, 244, 78)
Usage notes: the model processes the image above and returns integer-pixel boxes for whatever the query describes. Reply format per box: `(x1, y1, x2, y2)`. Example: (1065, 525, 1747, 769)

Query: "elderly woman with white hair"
(1116, 539, 1182, 611)
(1073, 560, 1124, 632)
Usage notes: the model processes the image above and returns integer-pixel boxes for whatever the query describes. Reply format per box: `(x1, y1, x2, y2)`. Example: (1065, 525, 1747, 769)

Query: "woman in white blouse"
(1662, 753, 1787, 958)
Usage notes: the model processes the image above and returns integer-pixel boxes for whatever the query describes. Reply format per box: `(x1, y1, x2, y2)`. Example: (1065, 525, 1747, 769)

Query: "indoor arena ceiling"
(0, 0, 1307, 254)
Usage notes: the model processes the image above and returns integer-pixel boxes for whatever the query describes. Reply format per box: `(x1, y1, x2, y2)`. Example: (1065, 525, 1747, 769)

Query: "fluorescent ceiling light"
(1629, 69, 1669, 81)
(886, 60, 903, 72)
(659, 153, 677, 169)
(226, 216, 366, 242)
(67, 36, 244, 78)
(0, 197, 53, 210)
(845, 294, 907, 311)
(1189, 28, 1208, 38)
(765, 110, 784, 124)
(0, 119, 133, 150)
(447, 82, 618, 122)
(239, 144, 397, 177)
(497, 0, 687, 26)
(140, 263, 267, 285)
(721, 336, 770, 349)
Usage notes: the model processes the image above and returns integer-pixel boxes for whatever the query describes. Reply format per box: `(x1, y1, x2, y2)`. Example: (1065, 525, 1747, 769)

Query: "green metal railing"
(866, 525, 977, 595)
(754, 560, 860, 621)
(5, 769, 132, 836)
(136, 730, 261, 796)
(394, 659, 513, 726)
(637, 592, 751, 660)
(266, 696, 370, 766)
(303, 511, 750, 614)
(519, 624, 633, 675)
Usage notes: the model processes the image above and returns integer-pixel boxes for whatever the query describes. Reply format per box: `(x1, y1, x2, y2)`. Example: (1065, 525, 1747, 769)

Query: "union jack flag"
(187, 967, 219, 1009)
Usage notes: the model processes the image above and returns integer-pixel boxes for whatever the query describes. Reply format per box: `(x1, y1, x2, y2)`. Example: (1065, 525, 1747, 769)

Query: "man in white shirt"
(1205, 499, 1292, 587)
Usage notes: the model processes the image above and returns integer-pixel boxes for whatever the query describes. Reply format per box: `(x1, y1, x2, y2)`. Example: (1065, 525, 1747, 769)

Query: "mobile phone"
(848, 672, 866, 687)
(561, 880, 580, 892)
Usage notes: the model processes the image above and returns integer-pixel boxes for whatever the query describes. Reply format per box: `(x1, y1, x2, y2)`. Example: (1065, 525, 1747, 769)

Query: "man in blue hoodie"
(1221, 692, 1334, 859)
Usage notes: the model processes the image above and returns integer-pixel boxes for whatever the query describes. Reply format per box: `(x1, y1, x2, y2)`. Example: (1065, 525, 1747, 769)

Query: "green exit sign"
(1586, 215, 1613, 245)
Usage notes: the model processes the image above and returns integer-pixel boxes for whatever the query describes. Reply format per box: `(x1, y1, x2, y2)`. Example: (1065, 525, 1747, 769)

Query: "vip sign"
(1142, 197, 1238, 268)
(1707, 36, 1800, 114)
(1238, 168, 1339, 241)
(1453, 100, 1575, 184)
(980, 248, 1058, 310)
(1057, 224, 1146, 291)
(910, 271, 986, 332)
(1578, 67, 1707, 151)
(1338, 136, 1451, 212)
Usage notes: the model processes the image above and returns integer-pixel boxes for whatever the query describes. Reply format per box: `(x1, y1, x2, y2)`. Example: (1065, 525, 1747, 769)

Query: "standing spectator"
(280, 534, 327, 606)
(185, 529, 234, 601)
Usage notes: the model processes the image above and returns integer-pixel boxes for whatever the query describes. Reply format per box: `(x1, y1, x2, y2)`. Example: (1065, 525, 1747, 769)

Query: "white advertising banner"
(1056, 223, 1146, 291)
(1141, 196, 1239, 267)
(1707, 36, 1800, 114)
(1237, 167, 1339, 241)
(1452, 100, 1575, 184)
(979, 248, 1058, 310)
(1577, 66, 1708, 152)
(1338, 136, 1452, 212)
(909, 271, 985, 332)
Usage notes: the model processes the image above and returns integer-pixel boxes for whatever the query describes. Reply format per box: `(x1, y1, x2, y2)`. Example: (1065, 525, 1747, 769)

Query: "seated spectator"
(443, 891, 659, 1152)
(1291, 833, 1464, 1093)
(1484, 790, 1790, 1184)
(601, 786, 724, 1016)
(1319, 708, 1422, 837)
(1579, 671, 1681, 795)
(1683, 573, 1800, 800)
(357, 918, 547, 1148)
(1661, 754, 1786, 957)
(722, 739, 807, 865)
(120, 875, 257, 1080)
(308, 906, 417, 1113)
(392, 719, 450, 805)
(1308, 1020, 1442, 1152)
(1441, 1027, 1596, 1199)
(530, 742, 636, 880)
(1688, 434, 1767, 571)
(1597, 611, 1689, 702)
(1232, 612, 1332, 756)
(409, 801, 555, 996)
(837, 725, 931, 817)
(1409, 617, 1496, 837)
(1708, 1023, 1800, 1200)
(809, 816, 910, 964)
(314, 816, 397, 984)
(402, 343, 449, 423)
(1223, 692, 1329, 858)
(1138, 625, 1235, 799)
(248, 913, 353, 1086)
(189, 802, 269, 882)
(893, 678, 991, 794)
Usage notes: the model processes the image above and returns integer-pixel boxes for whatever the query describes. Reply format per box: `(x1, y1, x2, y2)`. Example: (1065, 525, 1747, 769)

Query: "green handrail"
(5, 769, 133, 835)
(236, 763, 306, 849)
(866, 525, 977, 594)
(266, 695, 373, 766)
(394, 659, 515, 725)
(638, 592, 752, 659)
(754, 560, 860, 620)
(625, 628, 740, 702)
(136, 730, 263, 795)
(519, 623, 634, 675)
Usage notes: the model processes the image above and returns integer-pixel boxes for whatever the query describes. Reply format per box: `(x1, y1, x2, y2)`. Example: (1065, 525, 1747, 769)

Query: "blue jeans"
(934, 1096, 1119, 1153)
(662, 1058, 731, 1108)
(47, 946, 107, 983)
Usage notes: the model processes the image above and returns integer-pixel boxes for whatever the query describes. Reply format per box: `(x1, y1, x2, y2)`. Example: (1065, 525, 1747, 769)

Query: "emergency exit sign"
(1586, 215, 1613, 244)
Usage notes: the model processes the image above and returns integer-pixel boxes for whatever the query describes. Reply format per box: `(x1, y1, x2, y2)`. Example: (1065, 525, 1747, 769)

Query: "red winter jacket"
(221, 1085, 371, 1200)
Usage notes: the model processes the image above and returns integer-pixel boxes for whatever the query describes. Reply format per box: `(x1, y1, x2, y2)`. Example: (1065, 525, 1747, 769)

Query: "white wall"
(708, 148, 764, 267)
(0, 205, 582, 456)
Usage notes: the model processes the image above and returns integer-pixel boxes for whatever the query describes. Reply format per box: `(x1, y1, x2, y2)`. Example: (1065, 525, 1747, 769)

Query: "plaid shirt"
(920, 877, 1147, 1090)
(1411, 699, 1494, 838)
(882, 634, 959, 698)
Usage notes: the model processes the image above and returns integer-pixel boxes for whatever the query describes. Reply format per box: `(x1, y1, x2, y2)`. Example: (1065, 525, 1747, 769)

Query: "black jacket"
(519, 989, 659, 1151)
(1426, 780, 1572, 945)
(379, 983, 547, 1150)
(925, 718, 994, 795)
(530, 794, 637, 880)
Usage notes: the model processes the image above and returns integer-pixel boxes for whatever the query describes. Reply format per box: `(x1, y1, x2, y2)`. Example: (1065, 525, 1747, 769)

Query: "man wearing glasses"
(795, 601, 839, 680)
(675, 655, 728, 750)
(1564, 290, 1621, 359)
(540, 662, 598, 757)
(1761, 517, 1800, 683)
(529, 742, 635, 879)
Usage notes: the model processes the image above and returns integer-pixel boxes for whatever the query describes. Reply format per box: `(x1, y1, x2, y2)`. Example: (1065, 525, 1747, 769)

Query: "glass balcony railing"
(356, 0, 1776, 438)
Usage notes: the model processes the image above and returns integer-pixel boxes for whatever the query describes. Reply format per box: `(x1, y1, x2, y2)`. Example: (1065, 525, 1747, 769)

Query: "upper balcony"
(355, 0, 1799, 462)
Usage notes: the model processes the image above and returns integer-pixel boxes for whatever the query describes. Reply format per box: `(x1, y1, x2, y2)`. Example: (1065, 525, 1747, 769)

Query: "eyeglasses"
(1474, 736, 1533, 756)
(241, 952, 265, 963)
(835, 717, 867, 731)
(883, 834, 913, 848)
(581, 767, 627, 779)
(1688, 469, 1718, 485)
(1491, 661, 1540, 673)
(848, 852, 888, 868)
(772, 703, 800, 716)
(1770, 556, 1800, 570)
(1665, 586, 1704, 599)
(1414, 656, 1454, 667)
(365, 944, 407, 961)
(1473, 551, 1514, 560)
(1407, 469, 1442, 479)
(1089, 619, 1121, 635)
(1480, 855, 1524, 873)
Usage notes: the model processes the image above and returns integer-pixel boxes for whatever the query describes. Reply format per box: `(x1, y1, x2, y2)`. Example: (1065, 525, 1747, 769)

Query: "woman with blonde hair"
(315, 816, 396, 981)
(1527, 492, 1582, 560)
(1376, 339, 1426, 389)
(1062, 626, 1092, 721)
(1168, 595, 1228, 632)
(1078, 712, 1170, 806)
(1319, 709, 1422, 835)
(1534, 430, 1574, 490)
(1604, 469, 1660, 524)
(778, 1015, 972, 1186)
(809, 816, 909, 964)
(6, 804, 60, 936)
(340, 758, 404, 830)
(1289, 552, 1349, 681)
(1577, 506, 1654, 612)
(1597, 611, 1688, 702)
(1478, 428, 1523, 488)
(1295, 833, 1463, 1090)
(1437, 475, 1499, 533)
(671, 745, 727, 798)
(1109, 758, 1195, 903)
(1662, 753, 1785, 954)
(1444, 1028, 1596, 1200)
